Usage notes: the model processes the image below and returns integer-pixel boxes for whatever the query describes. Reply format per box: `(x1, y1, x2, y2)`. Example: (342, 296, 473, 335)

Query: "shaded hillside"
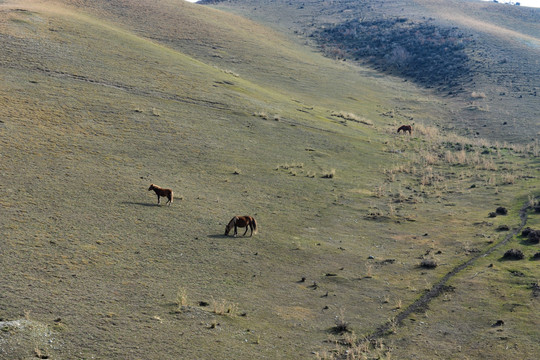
(314, 17, 474, 87)
(201, 0, 540, 142)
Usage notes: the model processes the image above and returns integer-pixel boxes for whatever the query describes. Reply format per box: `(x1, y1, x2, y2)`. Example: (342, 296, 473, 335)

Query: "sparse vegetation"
(210, 297, 239, 317)
(321, 169, 336, 179)
(420, 259, 438, 269)
(1, 1, 538, 360)
(331, 111, 373, 126)
(175, 287, 188, 313)
(502, 249, 524, 260)
(332, 308, 351, 334)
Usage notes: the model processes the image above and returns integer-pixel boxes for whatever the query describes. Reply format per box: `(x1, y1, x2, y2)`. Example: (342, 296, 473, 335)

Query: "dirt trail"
(366, 197, 535, 341)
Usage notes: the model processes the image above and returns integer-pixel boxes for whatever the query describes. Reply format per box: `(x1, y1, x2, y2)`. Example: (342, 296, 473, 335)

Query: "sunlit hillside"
(204, 0, 540, 143)
(1, 0, 538, 359)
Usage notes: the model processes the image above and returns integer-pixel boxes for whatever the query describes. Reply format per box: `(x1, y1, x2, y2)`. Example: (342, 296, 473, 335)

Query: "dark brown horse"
(397, 124, 412, 134)
(225, 216, 258, 237)
(148, 184, 173, 206)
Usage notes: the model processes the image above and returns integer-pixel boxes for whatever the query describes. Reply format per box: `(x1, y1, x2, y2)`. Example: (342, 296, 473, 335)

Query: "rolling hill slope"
(1, 0, 538, 359)
(202, 0, 540, 143)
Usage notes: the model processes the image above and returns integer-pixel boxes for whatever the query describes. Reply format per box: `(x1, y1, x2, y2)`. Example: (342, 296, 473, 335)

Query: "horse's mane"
(227, 217, 237, 228)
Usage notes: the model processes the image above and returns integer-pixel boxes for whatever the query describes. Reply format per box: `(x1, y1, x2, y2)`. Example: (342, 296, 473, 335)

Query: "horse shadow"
(122, 201, 160, 207)
(208, 234, 228, 239)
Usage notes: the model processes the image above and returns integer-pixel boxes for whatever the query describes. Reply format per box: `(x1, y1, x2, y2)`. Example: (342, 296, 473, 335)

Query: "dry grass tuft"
(332, 308, 351, 334)
(210, 297, 239, 317)
(175, 287, 188, 312)
(322, 169, 336, 179)
(331, 111, 373, 126)
(471, 91, 486, 99)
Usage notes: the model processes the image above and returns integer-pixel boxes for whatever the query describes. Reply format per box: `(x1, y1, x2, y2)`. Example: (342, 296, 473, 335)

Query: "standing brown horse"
(148, 184, 173, 206)
(225, 216, 258, 237)
(397, 124, 412, 134)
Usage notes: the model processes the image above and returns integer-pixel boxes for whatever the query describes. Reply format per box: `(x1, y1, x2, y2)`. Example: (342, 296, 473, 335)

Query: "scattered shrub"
(502, 249, 524, 260)
(331, 111, 373, 125)
(420, 259, 437, 269)
(175, 287, 188, 312)
(521, 227, 533, 237)
(321, 169, 336, 179)
(496, 225, 509, 231)
(331, 308, 351, 334)
(253, 111, 269, 120)
(495, 207, 508, 215)
(314, 17, 473, 87)
(528, 230, 540, 244)
(211, 298, 238, 317)
(471, 91, 486, 99)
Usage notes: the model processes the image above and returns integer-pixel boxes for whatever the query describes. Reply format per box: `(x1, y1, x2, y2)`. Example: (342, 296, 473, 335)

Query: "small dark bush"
(502, 249, 524, 260)
(496, 207, 508, 215)
(521, 227, 533, 237)
(496, 225, 510, 231)
(528, 230, 540, 244)
(420, 259, 438, 268)
(488, 212, 497, 218)
(331, 310, 350, 334)
(530, 282, 540, 297)
(532, 252, 540, 260)
(491, 320, 504, 327)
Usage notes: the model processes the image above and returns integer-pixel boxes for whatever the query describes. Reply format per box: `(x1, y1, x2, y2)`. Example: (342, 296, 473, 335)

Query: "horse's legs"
(156, 195, 160, 204)
(243, 226, 249, 236)
(234, 225, 238, 237)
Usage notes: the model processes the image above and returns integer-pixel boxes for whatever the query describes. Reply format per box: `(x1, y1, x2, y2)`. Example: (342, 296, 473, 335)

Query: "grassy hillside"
(202, 0, 540, 143)
(0, 0, 538, 359)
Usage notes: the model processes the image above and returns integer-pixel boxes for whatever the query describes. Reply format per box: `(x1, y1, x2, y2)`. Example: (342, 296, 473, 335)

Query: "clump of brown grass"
(175, 287, 188, 312)
(414, 123, 439, 139)
(373, 184, 386, 198)
(253, 111, 269, 120)
(471, 91, 486, 99)
(322, 169, 336, 179)
(211, 297, 238, 317)
(501, 173, 516, 185)
(332, 308, 351, 334)
(331, 111, 373, 126)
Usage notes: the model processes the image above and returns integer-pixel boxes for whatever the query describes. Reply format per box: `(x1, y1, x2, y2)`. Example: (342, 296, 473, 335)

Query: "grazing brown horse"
(148, 184, 173, 206)
(397, 124, 412, 134)
(225, 216, 258, 237)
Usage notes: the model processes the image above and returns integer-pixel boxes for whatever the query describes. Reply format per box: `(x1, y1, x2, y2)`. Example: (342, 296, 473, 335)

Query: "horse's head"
(148, 184, 155, 191)
(224, 217, 236, 236)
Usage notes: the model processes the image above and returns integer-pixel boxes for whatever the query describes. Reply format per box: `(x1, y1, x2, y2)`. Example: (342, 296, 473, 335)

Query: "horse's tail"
(251, 217, 258, 234)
